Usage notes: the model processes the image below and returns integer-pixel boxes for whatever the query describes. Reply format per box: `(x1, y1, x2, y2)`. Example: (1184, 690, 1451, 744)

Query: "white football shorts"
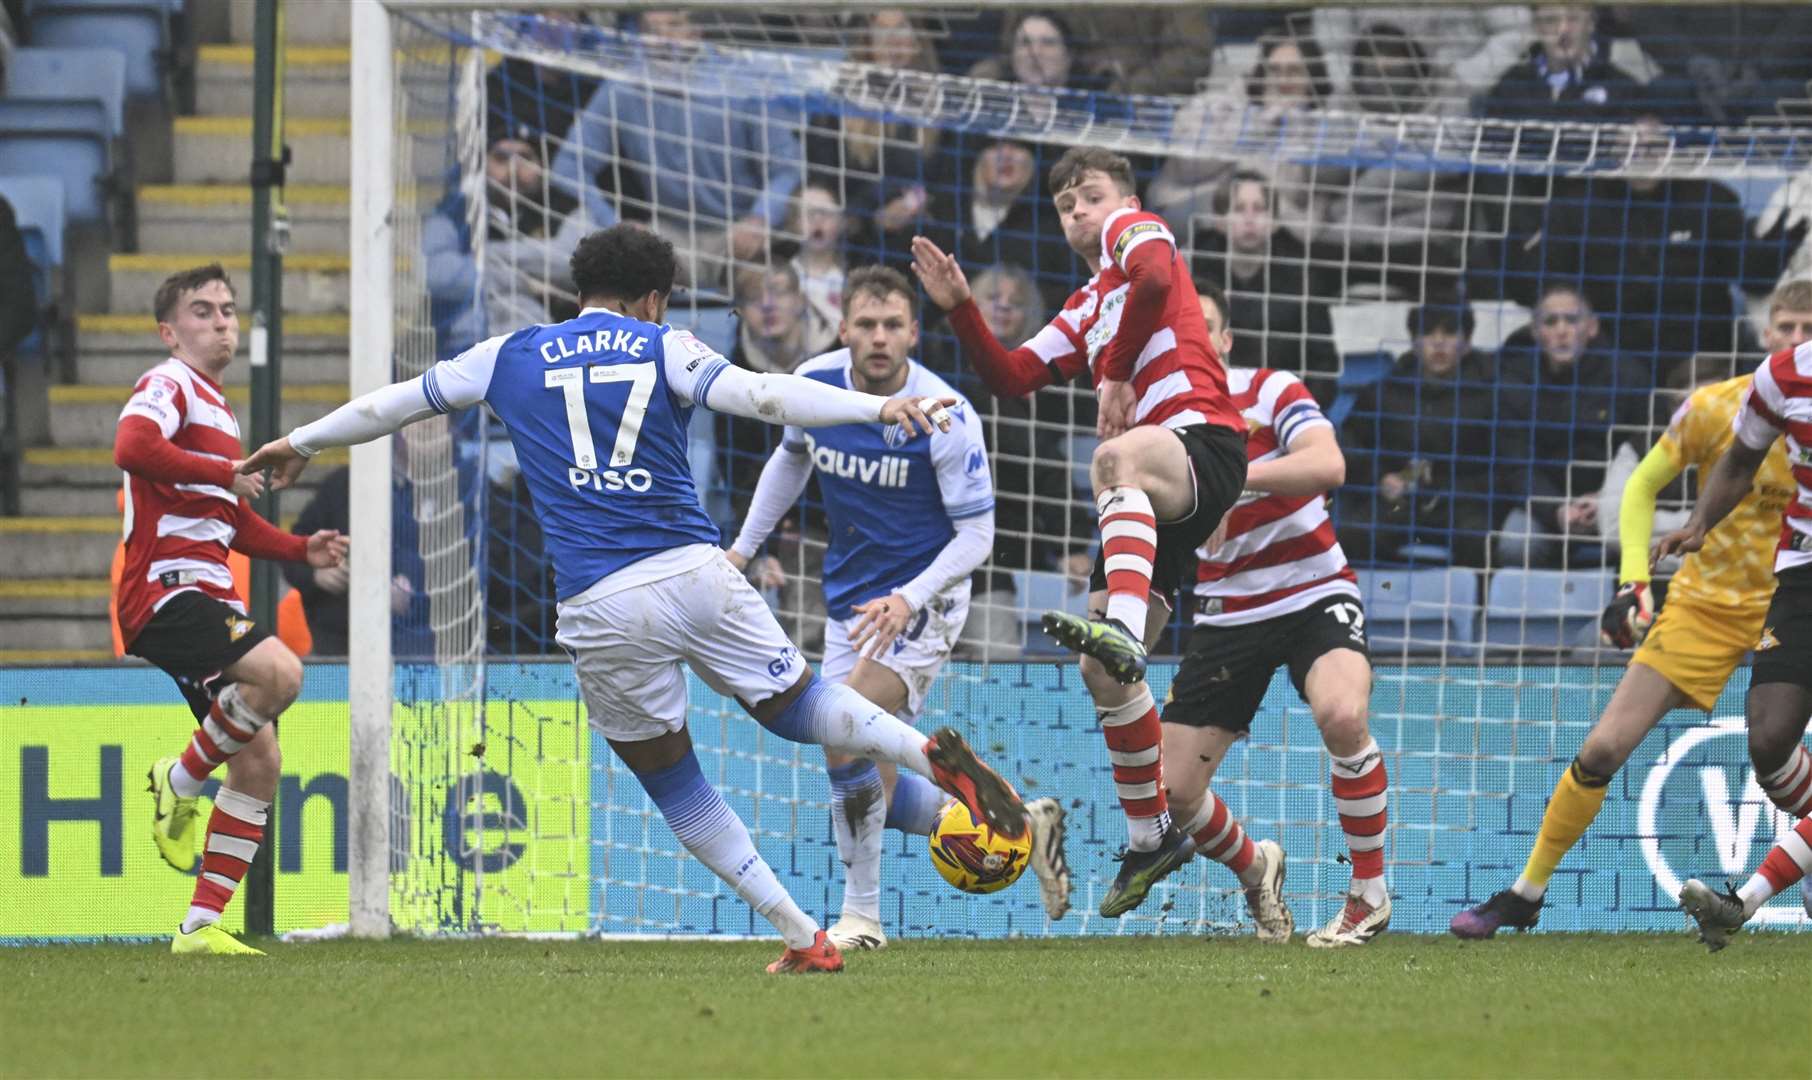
(557, 548, 805, 742)
(821, 580, 970, 723)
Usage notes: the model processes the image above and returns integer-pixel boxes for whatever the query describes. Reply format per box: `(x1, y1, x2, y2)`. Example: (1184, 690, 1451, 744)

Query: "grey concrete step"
(173, 116, 350, 186)
(0, 580, 111, 620)
(78, 349, 351, 387)
(48, 383, 346, 444)
(108, 253, 349, 315)
(137, 184, 351, 255)
(194, 44, 354, 117)
(230, 0, 350, 45)
(76, 314, 349, 379)
(0, 616, 113, 651)
(0, 526, 121, 579)
(21, 486, 123, 517)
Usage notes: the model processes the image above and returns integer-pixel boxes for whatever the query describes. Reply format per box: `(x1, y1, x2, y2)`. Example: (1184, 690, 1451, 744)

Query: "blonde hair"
(1769, 278, 1812, 317)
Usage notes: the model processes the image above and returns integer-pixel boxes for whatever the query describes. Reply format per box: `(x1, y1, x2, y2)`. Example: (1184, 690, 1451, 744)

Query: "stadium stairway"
(3, 1, 353, 662)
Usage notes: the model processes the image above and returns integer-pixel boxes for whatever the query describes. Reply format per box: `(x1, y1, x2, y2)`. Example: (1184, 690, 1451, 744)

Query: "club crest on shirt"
(226, 616, 254, 642)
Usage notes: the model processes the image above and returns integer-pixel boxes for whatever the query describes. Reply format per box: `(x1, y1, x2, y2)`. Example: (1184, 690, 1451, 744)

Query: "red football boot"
(924, 727, 1027, 840)
(766, 930, 844, 974)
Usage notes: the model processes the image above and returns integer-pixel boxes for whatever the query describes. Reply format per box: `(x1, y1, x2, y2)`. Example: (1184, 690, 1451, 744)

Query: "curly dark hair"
(569, 223, 677, 303)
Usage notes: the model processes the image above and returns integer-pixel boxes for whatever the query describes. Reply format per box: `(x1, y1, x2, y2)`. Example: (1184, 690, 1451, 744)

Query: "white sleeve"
(1733, 362, 1787, 451)
(119, 372, 183, 437)
(290, 334, 507, 455)
(697, 363, 889, 428)
(727, 443, 812, 559)
(895, 403, 996, 610)
(896, 512, 994, 613)
(928, 400, 996, 521)
(660, 327, 734, 407)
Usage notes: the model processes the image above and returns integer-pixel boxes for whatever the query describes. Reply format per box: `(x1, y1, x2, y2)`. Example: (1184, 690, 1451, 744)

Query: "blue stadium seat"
(0, 174, 66, 270)
(1482, 570, 1612, 650)
(4, 47, 127, 138)
(21, 1, 169, 100)
(0, 99, 112, 223)
(1338, 350, 1392, 390)
(1357, 566, 1479, 656)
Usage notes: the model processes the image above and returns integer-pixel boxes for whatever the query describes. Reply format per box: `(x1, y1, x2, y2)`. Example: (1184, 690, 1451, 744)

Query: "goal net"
(357, 3, 1812, 937)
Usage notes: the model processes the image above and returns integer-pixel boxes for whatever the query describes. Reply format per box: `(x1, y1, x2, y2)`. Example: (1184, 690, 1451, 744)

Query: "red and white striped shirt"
(115, 358, 303, 644)
(1009, 208, 1243, 434)
(1733, 341, 1812, 573)
(1192, 368, 1358, 625)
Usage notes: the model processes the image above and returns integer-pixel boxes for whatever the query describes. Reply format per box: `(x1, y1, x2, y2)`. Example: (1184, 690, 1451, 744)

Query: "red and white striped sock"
(182, 786, 268, 933)
(1758, 745, 1812, 818)
(1330, 739, 1388, 900)
(1736, 816, 1812, 916)
(173, 686, 264, 798)
(1098, 686, 1170, 850)
(1097, 486, 1156, 633)
(1181, 792, 1257, 878)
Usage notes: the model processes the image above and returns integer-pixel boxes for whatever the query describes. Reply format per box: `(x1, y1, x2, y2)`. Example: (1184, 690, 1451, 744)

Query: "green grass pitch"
(3, 934, 1804, 1078)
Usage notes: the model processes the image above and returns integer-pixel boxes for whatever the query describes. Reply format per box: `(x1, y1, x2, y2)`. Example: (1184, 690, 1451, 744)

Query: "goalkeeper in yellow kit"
(1452, 279, 1812, 938)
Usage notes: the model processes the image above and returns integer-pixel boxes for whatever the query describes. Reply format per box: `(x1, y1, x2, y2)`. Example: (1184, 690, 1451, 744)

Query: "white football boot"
(825, 912, 887, 952)
(1024, 797, 1072, 921)
(1243, 840, 1294, 943)
(1306, 889, 1391, 948)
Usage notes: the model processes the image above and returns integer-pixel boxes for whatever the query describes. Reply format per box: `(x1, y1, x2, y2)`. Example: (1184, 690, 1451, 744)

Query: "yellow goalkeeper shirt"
(1619, 375, 1796, 615)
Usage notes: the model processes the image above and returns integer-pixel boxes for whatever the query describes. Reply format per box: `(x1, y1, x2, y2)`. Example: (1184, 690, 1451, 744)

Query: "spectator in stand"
(1309, 24, 1470, 300)
(786, 183, 848, 330)
(282, 463, 433, 658)
(424, 136, 583, 356)
(923, 137, 1076, 311)
(1191, 170, 1340, 405)
(0, 194, 36, 362)
(719, 261, 839, 509)
(1338, 298, 1500, 567)
(1500, 114, 1806, 381)
(1605, 4, 1812, 125)
(1314, 5, 1531, 102)
(547, 8, 803, 292)
(957, 263, 1094, 657)
(1066, 7, 1217, 98)
(1492, 283, 1651, 567)
(965, 10, 1123, 129)
(486, 10, 602, 152)
(805, 8, 944, 261)
(1150, 31, 1335, 234)
(1478, 5, 1646, 123)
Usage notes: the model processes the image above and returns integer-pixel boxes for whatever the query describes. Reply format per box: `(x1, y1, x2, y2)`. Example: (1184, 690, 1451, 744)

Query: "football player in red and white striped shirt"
(1658, 338, 1812, 947)
(911, 147, 1248, 917)
(115, 265, 347, 955)
(1160, 286, 1391, 947)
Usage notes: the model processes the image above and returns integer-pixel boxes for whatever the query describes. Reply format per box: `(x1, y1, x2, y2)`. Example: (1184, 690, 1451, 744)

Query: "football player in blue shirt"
(240, 225, 1027, 973)
(728, 267, 1072, 949)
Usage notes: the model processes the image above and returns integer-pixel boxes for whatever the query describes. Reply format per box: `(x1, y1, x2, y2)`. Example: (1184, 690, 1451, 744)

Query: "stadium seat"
(1338, 350, 1392, 390)
(680, 303, 737, 357)
(22, 1, 169, 100)
(4, 46, 126, 137)
(1330, 301, 1412, 356)
(1481, 569, 1612, 650)
(1467, 300, 1530, 353)
(0, 99, 111, 222)
(0, 173, 65, 271)
(1356, 566, 1479, 656)
(1012, 569, 1088, 656)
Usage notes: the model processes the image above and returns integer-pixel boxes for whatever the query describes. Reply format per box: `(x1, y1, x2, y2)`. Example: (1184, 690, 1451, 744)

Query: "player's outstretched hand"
(881, 395, 958, 437)
(231, 468, 266, 502)
(849, 592, 913, 661)
(305, 529, 349, 569)
(1651, 523, 1707, 569)
(909, 236, 971, 310)
(237, 437, 311, 491)
(1096, 378, 1137, 439)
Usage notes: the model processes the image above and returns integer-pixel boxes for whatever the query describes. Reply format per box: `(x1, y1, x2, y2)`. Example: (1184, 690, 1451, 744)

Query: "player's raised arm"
(240, 334, 507, 488)
(680, 345, 956, 437)
(910, 235, 1069, 399)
